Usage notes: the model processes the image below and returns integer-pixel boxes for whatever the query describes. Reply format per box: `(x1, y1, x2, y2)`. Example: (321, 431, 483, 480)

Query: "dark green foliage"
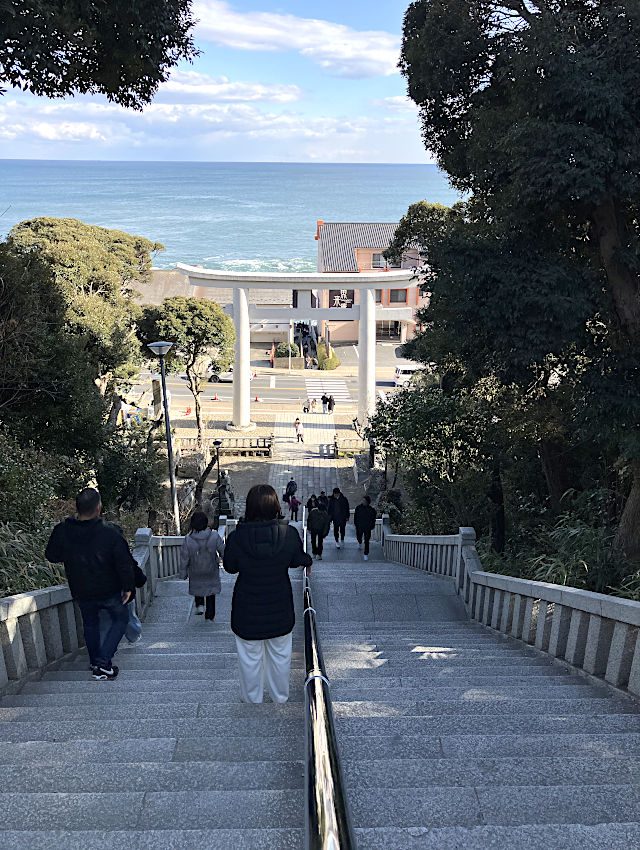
(138, 296, 235, 446)
(275, 342, 299, 358)
(317, 342, 340, 371)
(97, 423, 165, 513)
(0, 0, 198, 108)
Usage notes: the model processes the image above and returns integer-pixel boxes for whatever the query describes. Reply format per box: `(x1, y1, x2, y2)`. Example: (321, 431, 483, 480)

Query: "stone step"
(333, 714, 640, 738)
(43, 667, 304, 681)
(2, 690, 306, 706)
(341, 755, 640, 789)
(347, 784, 640, 829)
(329, 697, 633, 717)
(0, 790, 303, 830)
(0, 700, 304, 721)
(0, 829, 304, 849)
(0, 735, 304, 765)
(354, 823, 640, 850)
(323, 657, 561, 671)
(2, 760, 304, 792)
(0, 717, 304, 743)
(21, 674, 305, 693)
(338, 732, 640, 760)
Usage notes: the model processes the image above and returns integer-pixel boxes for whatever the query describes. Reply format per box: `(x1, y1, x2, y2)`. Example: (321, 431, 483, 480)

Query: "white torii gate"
(176, 265, 417, 430)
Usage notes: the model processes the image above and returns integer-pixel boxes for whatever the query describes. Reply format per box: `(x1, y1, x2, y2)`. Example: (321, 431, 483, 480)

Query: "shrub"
(317, 342, 341, 371)
(0, 522, 64, 597)
(0, 428, 58, 525)
(275, 341, 299, 358)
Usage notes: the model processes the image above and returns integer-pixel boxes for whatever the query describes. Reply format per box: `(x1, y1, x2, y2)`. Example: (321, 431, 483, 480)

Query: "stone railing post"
(457, 527, 476, 594)
(134, 528, 155, 595)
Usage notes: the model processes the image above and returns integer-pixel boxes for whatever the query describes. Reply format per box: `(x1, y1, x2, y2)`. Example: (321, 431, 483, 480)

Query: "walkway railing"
(303, 564, 356, 850)
(383, 524, 640, 699)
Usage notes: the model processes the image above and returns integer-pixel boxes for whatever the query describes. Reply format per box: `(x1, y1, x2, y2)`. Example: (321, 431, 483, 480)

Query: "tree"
(0, 0, 198, 108)
(8, 218, 163, 423)
(0, 240, 106, 463)
(97, 423, 165, 515)
(399, 1, 640, 559)
(138, 297, 235, 447)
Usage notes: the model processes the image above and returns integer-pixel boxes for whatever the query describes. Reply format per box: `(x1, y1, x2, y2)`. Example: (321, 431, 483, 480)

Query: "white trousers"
(235, 632, 293, 704)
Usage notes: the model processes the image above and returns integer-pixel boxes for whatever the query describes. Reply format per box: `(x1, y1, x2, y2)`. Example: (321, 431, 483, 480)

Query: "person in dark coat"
(328, 487, 350, 548)
(306, 494, 318, 512)
(328, 395, 336, 413)
(307, 504, 330, 560)
(45, 488, 135, 680)
(354, 495, 377, 560)
(224, 484, 312, 703)
(317, 490, 329, 512)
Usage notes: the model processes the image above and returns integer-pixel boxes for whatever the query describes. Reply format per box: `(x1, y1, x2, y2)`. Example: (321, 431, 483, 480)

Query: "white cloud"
(193, 1, 399, 78)
(373, 96, 418, 114)
(156, 70, 302, 104)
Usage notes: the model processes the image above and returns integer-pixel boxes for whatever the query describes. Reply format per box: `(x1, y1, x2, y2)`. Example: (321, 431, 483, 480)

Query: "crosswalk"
(304, 377, 352, 404)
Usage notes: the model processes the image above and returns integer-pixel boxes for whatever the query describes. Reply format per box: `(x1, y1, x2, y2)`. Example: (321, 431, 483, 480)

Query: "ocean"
(0, 160, 461, 270)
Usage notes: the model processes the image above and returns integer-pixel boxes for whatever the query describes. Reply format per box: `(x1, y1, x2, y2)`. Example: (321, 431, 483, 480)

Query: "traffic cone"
(255, 395, 259, 402)
(213, 394, 218, 401)
(253, 370, 258, 378)
(185, 406, 192, 416)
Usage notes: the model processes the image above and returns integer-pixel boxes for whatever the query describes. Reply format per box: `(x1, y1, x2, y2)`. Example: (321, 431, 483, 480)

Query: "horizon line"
(0, 157, 437, 166)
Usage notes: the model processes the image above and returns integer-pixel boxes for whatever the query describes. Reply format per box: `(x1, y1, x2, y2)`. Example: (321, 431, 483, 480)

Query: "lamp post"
(147, 341, 181, 535)
(212, 439, 223, 521)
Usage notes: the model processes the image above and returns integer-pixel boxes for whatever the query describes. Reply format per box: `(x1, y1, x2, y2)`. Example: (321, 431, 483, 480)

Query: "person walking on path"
(307, 502, 330, 560)
(45, 488, 135, 681)
(328, 487, 350, 549)
(295, 418, 304, 443)
(317, 490, 329, 512)
(321, 393, 329, 414)
(354, 495, 377, 561)
(289, 494, 301, 522)
(224, 484, 312, 703)
(179, 511, 225, 620)
(306, 494, 318, 512)
(284, 477, 297, 504)
(310, 397, 318, 414)
(328, 395, 335, 413)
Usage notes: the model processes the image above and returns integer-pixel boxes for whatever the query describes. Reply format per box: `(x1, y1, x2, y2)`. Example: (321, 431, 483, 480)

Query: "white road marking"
(352, 345, 359, 359)
(270, 376, 276, 389)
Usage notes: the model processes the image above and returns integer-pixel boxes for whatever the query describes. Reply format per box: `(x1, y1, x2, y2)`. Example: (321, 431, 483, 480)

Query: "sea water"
(0, 160, 461, 270)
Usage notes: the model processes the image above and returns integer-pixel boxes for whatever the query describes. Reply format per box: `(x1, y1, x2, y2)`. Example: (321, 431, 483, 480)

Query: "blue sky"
(0, 0, 432, 163)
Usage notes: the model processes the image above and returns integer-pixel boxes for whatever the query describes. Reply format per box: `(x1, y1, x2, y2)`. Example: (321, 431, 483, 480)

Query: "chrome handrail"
(303, 565, 357, 850)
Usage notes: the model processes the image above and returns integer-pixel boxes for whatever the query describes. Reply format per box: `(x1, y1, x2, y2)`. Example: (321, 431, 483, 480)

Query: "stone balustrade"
(383, 524, 640, 699)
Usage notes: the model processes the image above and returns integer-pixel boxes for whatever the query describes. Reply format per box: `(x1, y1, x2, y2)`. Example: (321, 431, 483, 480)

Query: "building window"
(389, 289, 407, 303)
(372, 253, 384, 268)
(375, 289, 383, 303)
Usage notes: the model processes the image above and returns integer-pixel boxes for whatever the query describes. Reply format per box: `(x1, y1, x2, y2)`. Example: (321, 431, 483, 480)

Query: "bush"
(317, 342, 340, 371)
(275, 341, 299, 358)
(0, 428, 58, 525)
(0, 522, 64, 597)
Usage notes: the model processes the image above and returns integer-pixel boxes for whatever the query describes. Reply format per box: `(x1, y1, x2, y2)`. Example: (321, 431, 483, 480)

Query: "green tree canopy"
(399, 0, 640, 559)
(138, 296, 235, 446)
(9, 218, 163, 406)
(0, 0, 198, 108)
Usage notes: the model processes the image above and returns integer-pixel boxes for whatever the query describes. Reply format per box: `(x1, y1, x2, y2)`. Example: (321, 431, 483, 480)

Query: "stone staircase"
(312, 527, 640, 849)
(0, 570, 307, 849)
(1, 523, 639, 848)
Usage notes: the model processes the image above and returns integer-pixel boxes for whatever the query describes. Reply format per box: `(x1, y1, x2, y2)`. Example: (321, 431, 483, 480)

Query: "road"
(130, 343, 409, 415)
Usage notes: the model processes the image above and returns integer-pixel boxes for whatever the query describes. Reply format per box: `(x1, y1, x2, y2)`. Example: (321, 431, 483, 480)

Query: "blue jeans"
(78, 593, 129, 668)
(125, 601, 142, 643)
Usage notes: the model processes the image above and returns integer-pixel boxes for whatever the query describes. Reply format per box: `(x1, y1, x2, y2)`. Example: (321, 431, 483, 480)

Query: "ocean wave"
(196, 256, 318, 273)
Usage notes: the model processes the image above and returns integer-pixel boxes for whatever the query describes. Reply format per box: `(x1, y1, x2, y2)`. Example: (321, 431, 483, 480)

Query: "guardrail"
(179, 436, 273, 456)
(303, 564, 356, 850)
(383, 531, 461, 578)
(333, 437, 369, 458)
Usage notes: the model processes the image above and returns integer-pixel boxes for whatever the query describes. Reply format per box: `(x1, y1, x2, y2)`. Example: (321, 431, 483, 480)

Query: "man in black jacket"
(45, 488, 136, 680)
(328, 487, 350, 548)
(354, 495, 377, 560)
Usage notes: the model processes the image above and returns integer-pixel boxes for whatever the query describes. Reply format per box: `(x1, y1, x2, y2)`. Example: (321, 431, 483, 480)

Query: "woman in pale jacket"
(179, 511, 225, 620)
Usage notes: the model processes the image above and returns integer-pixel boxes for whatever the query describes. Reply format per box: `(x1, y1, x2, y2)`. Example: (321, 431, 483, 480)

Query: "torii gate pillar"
(358, 286, 376, 424)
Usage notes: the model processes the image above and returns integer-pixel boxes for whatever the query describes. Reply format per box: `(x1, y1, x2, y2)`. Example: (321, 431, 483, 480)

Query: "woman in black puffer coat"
(224, 484, 312, 704)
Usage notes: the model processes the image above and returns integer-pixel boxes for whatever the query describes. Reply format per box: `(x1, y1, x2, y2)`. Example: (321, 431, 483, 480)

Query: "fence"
(383, 525, 640, 699)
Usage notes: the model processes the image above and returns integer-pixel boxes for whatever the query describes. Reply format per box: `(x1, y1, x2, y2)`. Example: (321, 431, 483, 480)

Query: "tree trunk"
(613, 463, 640, 563)
(487, 458, 506, 554)
(194, 453, 217, 509)
(185, 365, 204, 448)
(105, 392, 123, 431)
(539, 438, 574, 512)
(592, 198, 640, 342)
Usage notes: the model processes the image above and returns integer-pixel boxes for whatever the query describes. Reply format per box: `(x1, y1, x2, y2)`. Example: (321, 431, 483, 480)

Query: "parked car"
(207, 365, 253, 383)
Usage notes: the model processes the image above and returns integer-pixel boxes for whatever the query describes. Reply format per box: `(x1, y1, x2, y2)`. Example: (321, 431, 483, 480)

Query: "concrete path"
(311, 529, 640, 849)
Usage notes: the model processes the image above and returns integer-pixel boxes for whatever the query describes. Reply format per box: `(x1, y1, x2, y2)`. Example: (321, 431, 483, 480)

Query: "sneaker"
(363, 554, 369, 561)
(92, 665, 119, 681)
(336, 542, 341, 549)
(195, 605, 204, 615)
(318, 555, 322, 560)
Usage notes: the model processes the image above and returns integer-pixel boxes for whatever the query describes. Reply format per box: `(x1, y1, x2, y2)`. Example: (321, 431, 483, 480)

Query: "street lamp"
(212, 439, 223, 521)
(147, 341, 181, 535)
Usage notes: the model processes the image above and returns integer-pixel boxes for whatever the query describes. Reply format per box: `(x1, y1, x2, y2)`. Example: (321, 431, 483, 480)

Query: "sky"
(0, 0, 431, 163)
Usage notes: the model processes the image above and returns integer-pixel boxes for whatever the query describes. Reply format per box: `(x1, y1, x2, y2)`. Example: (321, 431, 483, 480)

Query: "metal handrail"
(303, 564, 357, 849)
